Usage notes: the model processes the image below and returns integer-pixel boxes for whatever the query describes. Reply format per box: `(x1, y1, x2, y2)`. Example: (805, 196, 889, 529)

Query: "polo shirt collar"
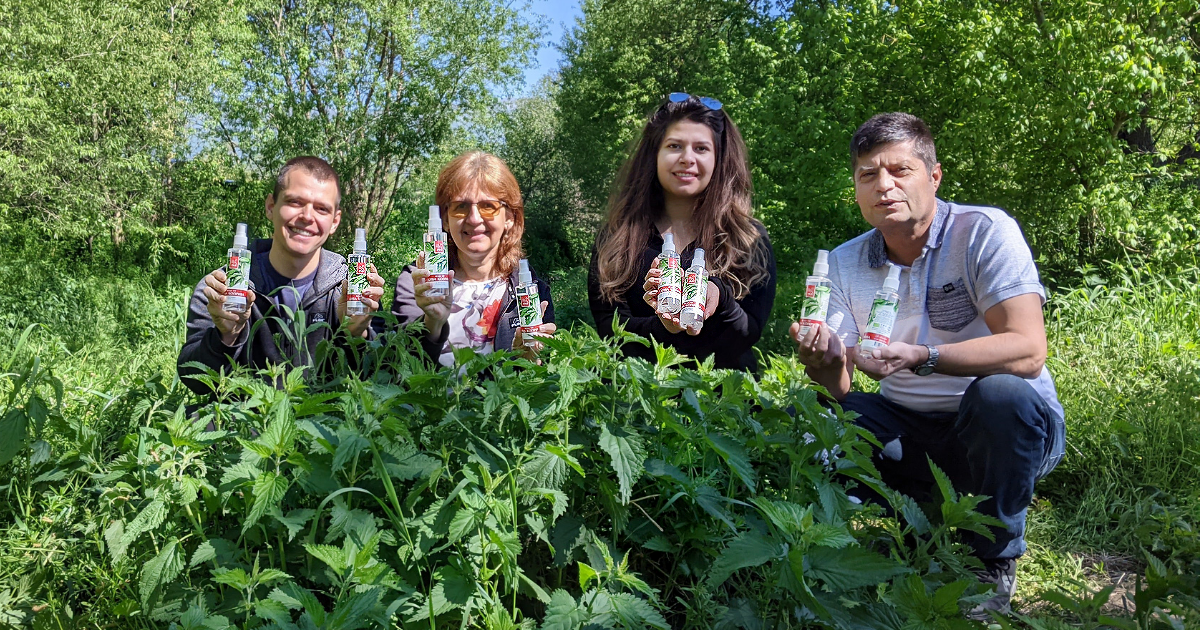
(867, 198, 951, 268)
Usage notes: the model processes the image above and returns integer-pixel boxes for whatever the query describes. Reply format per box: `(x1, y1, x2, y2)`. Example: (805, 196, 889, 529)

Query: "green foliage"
(0, 320, 1011, 628)
(557, 0, 1200, 275)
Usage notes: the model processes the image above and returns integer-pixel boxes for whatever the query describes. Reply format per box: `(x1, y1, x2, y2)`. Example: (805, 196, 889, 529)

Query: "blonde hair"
(434, 151, 525, 278)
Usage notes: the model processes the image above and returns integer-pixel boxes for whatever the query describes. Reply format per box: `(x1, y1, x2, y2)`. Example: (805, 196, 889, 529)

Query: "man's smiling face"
(853, 140, 942, 232)
(265, 169, 341, 259)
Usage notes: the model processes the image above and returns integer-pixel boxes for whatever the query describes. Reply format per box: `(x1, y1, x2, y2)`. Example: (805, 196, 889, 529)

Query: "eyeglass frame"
(668, 92, 723, 111)
(446, 199, 508, 220)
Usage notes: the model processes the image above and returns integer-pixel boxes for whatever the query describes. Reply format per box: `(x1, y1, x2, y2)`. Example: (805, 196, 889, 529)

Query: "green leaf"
(523, 446, 568, 491)
(140, 538, 185, 609)
(0, 408, 28, 466)
(708, 532, 783, 587)
(804, 545, 909, 590)
(707, 432, 756, 492)
(305, 544, 349, 573)
(608, 592, 669, 630)
(272, 508, 315, 542)
(244, 471, 289, 534)
(116, 497, 170, 560)
(801, 523, 856, 549)
(541, 589, 588, 630)
(577, 561, 598, 590)
(599, 424, 646, 504)
(211, 567, 252, 589)
(190, 540, 216, 567)
(326, 587, 381, 629)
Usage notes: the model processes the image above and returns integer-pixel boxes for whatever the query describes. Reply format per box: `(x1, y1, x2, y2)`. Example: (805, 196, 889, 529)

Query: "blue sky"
(520, 0, 583, 93)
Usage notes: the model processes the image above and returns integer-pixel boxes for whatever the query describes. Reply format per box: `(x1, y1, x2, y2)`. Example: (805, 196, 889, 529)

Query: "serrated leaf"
(932, 579, 973, 616)
(541, 589, 588, 630)
(805, 545, 909, 590)
(104, 520, 126, 564)
(708, 533, 783, 587)
(244, 471, 289, 534)
(331, 427, 369, 473)
(190, 540, 216, 567)
(326, 587, 381, 629)
(707, 433, 756, 492)
(272, 509, 315, 542)
(522, 446, 568, 491)
(305, 544, 349, 573)
(599, 424, 645, 504)
(117, 497, 169, 560)
(140, 538, 185, 608)
(802, 523, 856, 549)
(578, 562, 598, 590)
(0, 408, 28, 466)
(211, 567, 251, 589)
(608, 592, 669, 630)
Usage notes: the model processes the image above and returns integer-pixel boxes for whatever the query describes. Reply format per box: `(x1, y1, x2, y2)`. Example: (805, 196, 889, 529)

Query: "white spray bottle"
(346, 228, 371, 316)
(798, 249, 831, 337)
(680, 248, 707, 331)
(657, 233, 682, 315)
(424, 206, 449, 298)
(859, 263, 902, 353)
(224, 223, 251, 313)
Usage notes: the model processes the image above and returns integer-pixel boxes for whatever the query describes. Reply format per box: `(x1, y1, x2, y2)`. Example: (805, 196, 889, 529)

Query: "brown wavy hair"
(595, 96, 768, 303)
(434, 151, 525, 278)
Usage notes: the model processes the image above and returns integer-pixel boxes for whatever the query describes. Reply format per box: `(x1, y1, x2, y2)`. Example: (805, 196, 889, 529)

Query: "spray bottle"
(515, 259, 542, 348)
(424, 205, 450, 298)
(657, 233, 682, 315)
(224, 223, 252, 313)
(346, 228, 371, 316)
(798, 249, 831, 337)
(680, 248, 708, 331)
(859, 263, 902, 353)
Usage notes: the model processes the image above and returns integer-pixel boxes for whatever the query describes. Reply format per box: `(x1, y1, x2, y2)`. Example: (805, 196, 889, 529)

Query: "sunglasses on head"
(668, 92, 723, 111)
(447, 199, 506, 219)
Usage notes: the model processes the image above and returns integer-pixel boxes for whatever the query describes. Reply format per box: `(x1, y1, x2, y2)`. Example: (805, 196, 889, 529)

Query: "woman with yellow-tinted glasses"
(383, 151, 556, 365)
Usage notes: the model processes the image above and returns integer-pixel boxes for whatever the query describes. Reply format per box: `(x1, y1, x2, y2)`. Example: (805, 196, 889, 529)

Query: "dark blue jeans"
(840, 374, 1066, 560)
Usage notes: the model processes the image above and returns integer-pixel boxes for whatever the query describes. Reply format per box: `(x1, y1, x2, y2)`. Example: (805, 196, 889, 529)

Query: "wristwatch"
(912, 344, 939, 376)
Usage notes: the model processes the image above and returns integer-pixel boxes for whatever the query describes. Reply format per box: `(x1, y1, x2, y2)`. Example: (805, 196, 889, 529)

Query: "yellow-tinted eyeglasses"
(447, 200, 506, 219)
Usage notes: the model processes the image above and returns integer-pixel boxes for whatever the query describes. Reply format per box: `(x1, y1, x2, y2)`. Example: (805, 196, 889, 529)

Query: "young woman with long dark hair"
(588, 93, 776, 370)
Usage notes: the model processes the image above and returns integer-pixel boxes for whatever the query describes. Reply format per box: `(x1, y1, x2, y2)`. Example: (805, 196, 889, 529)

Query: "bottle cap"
(353, 228, 367, 252)
(692, 248, 705, 268)
(428, 206, 442, 232)
(662, 233, 675, 253)
(883, 263, 902, 291)
(813, 249, 829, 276)
(518, 259, 533, 285)
(233, 223, 248, 248)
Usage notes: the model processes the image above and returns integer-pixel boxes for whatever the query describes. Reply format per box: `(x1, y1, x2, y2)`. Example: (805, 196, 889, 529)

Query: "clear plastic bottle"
(680, 248, 708, 331)
(423, 206, 450, 298)
(859, 263, 902, 353)
(515, 259, 542, 348)
(798, 249, 831, 337)
(346, 228, 371, 316)
(657, 233, 682, 315)
(223, 223, 252, 313)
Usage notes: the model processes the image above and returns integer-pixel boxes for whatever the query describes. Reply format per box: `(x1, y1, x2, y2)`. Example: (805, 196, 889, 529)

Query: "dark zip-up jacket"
(178, 238, 353, 394)
(588, 222, 777, 371)
(380, 262, 555, 362)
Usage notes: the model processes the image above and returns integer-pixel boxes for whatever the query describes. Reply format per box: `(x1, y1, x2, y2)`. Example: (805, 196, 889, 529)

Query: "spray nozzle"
(428, 206, 442, 232)
(518, 259, 532, 286)
(692, 248, 706, 268)
(662, 233, 675, 253)
(353, 228, 367, 252)
(882, 263, 902, 291)
(813, 249, 830, 276)
(233, 223, 248, 248)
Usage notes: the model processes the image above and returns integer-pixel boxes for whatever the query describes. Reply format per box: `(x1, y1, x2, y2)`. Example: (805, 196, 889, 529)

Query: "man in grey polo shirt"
(791, 112, 1066, 617)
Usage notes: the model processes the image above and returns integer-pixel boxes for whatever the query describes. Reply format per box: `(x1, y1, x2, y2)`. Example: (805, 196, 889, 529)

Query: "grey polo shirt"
(827, 199, 1065, 418)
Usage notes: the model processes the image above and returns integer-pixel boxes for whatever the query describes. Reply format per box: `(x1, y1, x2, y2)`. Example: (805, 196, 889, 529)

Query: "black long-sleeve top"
(587, 222, 777, 371)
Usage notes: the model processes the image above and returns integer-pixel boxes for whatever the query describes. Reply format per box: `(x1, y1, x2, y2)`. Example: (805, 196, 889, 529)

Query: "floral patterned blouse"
(438, 276, 508, 367)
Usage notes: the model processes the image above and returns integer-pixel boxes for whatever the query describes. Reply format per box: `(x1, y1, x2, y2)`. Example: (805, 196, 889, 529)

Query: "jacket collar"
(867, 199, 950, 268)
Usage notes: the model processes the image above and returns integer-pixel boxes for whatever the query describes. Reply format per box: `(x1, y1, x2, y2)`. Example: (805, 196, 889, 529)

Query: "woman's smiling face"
(656, 120, 716, 202)
(447, 182, 513, 271)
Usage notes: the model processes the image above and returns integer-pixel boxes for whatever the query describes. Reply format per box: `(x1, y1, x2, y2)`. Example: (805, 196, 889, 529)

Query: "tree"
(205, 0, 541, 244)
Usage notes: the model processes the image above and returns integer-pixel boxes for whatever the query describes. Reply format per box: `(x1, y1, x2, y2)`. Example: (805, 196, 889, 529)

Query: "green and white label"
(517, 284, 541, 331)
(798, 284, 830, 328)
(861, 297, 898, 347)
(348, 253, 370, 302)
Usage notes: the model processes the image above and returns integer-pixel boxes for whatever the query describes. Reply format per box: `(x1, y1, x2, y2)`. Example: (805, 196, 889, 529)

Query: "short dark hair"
(850, 112, 938, 172)
(272, 156, 341, 207)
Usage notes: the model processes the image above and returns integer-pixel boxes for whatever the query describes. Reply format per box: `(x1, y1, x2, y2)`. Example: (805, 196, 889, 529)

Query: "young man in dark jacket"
(178, 156, 384, 394)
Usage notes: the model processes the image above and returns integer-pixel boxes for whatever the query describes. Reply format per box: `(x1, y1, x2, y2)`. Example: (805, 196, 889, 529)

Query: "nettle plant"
(60, 323, 1002, 629)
